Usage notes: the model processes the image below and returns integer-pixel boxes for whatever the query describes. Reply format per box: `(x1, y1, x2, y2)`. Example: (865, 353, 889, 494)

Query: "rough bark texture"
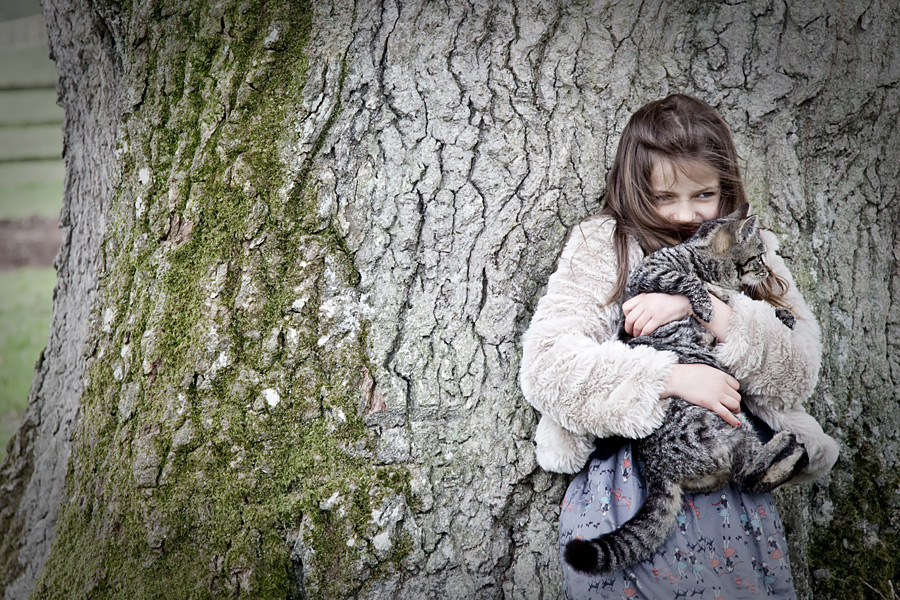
(0, 0, 897, 599)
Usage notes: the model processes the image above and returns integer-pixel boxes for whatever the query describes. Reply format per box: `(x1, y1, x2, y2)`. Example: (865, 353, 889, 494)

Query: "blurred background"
(0, 0, 63, 461)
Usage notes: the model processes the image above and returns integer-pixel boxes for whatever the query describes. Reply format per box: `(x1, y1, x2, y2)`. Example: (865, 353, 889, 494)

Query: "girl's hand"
(622, 292, 733, 342)
(622, 293, 692, 337)
(662, 363, 742, 426)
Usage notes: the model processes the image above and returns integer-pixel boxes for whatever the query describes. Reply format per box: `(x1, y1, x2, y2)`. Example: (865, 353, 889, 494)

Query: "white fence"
(0, 14, 47, 49)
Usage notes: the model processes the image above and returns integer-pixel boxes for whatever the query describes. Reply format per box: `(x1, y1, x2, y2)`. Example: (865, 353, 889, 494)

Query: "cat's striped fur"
(564, 204, 808, 575)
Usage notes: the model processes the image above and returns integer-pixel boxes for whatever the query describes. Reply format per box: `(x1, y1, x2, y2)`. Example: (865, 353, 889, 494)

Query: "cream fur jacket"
(519, 216, 839, 481)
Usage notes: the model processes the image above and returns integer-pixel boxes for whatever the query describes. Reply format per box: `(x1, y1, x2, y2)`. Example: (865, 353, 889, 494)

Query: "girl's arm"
(519, 218, 679, 441)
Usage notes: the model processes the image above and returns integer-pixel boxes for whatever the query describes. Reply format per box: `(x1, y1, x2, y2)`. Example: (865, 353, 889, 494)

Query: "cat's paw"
(759, 438, 809, 489)
(736, 432, 809, 493)
(775, 308, 796, 330)
(691, 295, 714, 322)
(746, 433, 809, 492)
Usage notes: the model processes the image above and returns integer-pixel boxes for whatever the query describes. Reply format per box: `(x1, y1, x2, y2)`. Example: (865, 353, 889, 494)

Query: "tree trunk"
(1, 0, 897, 598)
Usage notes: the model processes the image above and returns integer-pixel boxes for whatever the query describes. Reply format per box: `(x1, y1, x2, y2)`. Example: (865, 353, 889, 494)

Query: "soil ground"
(0, 216, 61, 269)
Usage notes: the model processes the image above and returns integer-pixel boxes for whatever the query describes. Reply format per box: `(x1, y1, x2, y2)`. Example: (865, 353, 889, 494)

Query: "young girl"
(519, 94, 837, 598)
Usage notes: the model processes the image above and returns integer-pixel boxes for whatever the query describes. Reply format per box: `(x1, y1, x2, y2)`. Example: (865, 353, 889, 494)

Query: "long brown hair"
(599, 94, 789, 307)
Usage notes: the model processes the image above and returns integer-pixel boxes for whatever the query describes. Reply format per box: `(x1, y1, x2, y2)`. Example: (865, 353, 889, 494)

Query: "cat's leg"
(627, 266, 714, 322)
(774, 307, 796, 329)
(659, 273, 714, 321)
(743, 403, 840, 483)
(732, 430, 809, 493)
(704, 282, 733, 305)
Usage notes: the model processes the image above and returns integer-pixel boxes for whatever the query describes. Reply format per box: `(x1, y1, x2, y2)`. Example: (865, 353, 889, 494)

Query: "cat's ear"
(710, 227, 735, 254)
(737, 215, 758, 240)
(725, 202, 750, 220)
(709, 213, 756, 253)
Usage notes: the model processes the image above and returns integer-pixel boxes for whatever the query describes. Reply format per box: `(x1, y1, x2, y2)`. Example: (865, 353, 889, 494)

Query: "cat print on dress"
(565, 204, 812, 575)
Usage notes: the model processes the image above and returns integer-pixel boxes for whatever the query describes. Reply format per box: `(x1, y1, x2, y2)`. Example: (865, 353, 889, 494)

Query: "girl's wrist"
(699, 294, 732, 342)
(662, 363, 685, 398)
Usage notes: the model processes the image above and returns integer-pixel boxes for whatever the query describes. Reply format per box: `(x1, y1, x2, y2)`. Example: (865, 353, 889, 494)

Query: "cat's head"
(692, 203, 769, 285)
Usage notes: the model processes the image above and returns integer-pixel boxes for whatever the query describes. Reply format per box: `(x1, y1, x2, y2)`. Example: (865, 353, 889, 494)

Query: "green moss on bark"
(809, 436, 900, 599)
(33, 2, 411, 598)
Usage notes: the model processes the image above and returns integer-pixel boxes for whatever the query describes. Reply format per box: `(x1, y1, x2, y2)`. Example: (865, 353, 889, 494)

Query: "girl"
(519, 94, 837, 598)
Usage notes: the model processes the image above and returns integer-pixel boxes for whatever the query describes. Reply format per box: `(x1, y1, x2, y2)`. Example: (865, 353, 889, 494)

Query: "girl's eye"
(654, 195, 673, 203)
(697, 191, 719, 199)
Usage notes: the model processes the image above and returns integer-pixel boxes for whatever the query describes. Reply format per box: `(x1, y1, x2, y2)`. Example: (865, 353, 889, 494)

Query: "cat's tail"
(564, 477, 683, 575)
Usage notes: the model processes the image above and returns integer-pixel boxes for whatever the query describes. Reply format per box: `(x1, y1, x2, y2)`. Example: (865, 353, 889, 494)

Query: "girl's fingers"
(664, 363, 743, 426)
(720, 394, 741, 413)
(725, 374, 740, 390)
(624, 306, 644, 335)
(622, 294, 643, 312)
(719, 378, 741, 411)
(717, 407, 742, 427)
(634, 314, 651, 336)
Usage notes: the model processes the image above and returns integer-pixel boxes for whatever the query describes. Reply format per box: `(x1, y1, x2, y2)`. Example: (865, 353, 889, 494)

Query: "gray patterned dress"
(559, 438, 797, 599)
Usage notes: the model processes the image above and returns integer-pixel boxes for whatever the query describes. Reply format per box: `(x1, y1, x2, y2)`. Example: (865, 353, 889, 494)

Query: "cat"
(564, 203, 809, 575)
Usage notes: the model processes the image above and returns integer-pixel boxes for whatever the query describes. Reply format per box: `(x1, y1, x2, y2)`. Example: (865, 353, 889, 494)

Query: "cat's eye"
(737, 256, 764, 270)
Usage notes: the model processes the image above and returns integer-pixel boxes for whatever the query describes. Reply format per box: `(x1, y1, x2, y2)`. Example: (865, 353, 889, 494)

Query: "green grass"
(0, 89, 61, 125)
(0, 160, 63, 219)
(0, 266, 56, 462)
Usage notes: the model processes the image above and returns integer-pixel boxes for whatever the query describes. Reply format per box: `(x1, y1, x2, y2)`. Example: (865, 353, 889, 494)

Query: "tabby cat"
(564, 203, 809, 575)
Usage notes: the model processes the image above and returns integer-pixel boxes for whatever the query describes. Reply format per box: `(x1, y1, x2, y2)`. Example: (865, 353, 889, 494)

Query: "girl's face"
(650, 158, 721, 236)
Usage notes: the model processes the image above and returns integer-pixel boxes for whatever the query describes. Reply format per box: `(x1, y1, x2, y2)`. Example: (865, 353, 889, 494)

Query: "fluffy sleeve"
(519, 218, 677, 444)
(713, 230, 822, 407)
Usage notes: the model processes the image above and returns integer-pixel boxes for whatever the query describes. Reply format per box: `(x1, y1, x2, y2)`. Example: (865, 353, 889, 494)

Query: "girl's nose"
(674, 201, 695, 223)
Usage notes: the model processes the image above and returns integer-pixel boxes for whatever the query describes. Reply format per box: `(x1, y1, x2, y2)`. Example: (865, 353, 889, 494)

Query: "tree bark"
(1, 0, 897, 598)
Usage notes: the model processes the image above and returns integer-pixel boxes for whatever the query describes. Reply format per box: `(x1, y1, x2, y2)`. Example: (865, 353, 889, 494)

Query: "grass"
(862, 579, 899, 599)
(0, 160, 63, 220)
(0, 266, 56, 462)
